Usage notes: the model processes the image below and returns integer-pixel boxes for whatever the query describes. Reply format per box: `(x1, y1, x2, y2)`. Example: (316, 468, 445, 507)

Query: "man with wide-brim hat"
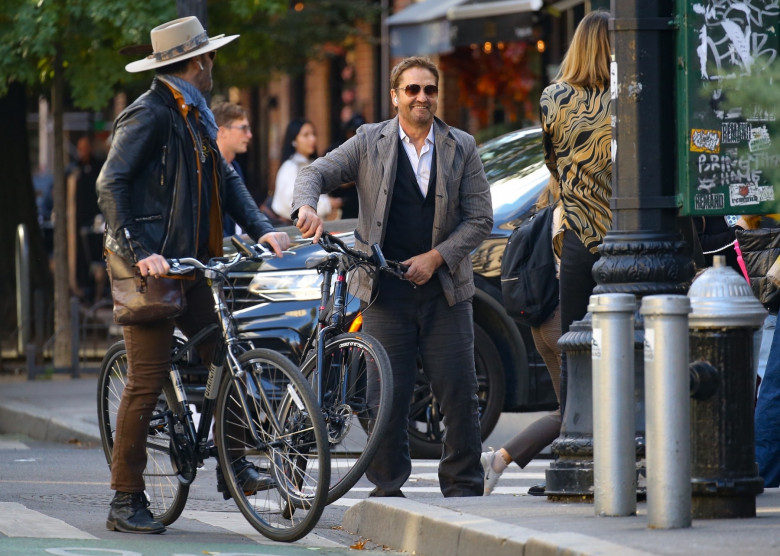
(97, 17, 289, 534)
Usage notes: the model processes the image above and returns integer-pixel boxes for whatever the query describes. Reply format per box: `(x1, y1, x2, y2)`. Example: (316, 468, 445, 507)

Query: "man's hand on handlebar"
(259, 231, 291, 257)
(136, 254, 170, 278)
(402, 249, 444, 286)
(295, 205, 324, 244)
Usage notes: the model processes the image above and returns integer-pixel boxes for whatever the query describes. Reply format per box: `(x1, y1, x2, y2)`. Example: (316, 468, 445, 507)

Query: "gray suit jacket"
(292, 116, 492, 306)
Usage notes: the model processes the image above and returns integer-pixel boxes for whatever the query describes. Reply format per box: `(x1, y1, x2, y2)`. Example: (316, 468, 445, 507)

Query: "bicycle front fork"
(167, 365, 198, 485)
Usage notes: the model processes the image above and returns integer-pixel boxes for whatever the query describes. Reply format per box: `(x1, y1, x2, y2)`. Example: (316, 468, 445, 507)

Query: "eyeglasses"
(394, 84, 438, 97)
(208, 51, 216, 61)
(225, 124, 251, 133)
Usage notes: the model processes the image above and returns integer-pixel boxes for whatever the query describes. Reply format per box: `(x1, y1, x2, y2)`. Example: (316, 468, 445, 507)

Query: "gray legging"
(503, 305, 562, 468)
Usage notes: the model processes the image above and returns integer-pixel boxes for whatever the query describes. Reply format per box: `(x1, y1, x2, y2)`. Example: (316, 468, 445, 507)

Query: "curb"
(343, 499, 656, 556)
(0, 399, 101, 445)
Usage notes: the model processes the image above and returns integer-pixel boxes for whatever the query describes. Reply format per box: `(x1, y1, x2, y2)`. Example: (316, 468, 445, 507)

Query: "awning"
(387, 0, 467, 57)
(387, 0, 542, 57)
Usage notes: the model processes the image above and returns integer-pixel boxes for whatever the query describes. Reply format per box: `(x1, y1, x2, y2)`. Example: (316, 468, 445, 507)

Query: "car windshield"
(479, 128, 547, 225)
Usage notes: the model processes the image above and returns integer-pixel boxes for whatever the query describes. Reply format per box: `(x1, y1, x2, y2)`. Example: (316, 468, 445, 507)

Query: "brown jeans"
(110, 274, 218, 493)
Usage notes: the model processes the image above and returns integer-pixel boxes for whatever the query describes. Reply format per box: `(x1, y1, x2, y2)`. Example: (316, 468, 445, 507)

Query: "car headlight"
(247, 269, 323, 301)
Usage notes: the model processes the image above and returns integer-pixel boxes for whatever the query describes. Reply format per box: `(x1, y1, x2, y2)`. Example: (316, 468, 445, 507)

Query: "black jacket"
(97, 77, 273, 263)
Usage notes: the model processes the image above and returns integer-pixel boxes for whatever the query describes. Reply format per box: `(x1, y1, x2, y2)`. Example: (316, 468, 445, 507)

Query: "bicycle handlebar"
(166, 235, 296, 276)
(319, 231, 408, 280)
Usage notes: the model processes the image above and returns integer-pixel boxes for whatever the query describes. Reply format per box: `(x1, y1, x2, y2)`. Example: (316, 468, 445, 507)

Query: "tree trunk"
(248, 84, 271, 205)
(0, 84, 52, 343)
(52, 44, 71, 367)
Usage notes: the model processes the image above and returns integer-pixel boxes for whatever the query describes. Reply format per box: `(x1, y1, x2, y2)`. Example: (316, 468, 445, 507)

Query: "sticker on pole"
(592, 327, 602, 360)
(644, 327, 655, 362)
(610, 60, 617, 100)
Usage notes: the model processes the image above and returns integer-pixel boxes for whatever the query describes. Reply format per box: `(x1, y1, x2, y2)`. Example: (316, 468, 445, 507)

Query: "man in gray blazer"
(293, 56, 492, 497)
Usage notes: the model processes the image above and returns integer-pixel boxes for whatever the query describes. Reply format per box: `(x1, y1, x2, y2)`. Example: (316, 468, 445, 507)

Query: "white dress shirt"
(399, 124, 435, 197)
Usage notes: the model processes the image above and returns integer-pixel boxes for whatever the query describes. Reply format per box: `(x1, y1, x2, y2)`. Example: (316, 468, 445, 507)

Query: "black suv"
(225, 126, 557, 458)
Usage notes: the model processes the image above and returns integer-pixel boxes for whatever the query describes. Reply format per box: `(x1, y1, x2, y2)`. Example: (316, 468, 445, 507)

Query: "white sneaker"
(481, 449, 504, 495)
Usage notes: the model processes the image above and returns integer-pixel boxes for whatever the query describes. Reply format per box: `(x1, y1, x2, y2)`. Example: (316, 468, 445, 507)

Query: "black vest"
(382, 138, 437, 263)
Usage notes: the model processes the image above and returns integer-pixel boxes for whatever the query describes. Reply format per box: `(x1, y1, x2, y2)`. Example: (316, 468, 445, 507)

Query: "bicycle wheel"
(96, 340, 189, 525)
(299, 332, 393, 504)
(214, 348, 329, 542)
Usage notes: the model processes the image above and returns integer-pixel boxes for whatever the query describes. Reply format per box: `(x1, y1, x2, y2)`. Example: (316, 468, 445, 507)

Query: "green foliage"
(209, 0, 381, 87)
(0, 0, 380, 109)
(0, 0, 175, 110)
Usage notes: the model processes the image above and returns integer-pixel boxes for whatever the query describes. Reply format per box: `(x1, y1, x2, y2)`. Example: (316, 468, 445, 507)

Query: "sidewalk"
(1, 373, 778, 556)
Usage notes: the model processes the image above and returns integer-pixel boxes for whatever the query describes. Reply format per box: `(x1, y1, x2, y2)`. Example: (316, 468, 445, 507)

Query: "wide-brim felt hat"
(125, 16, 238, 73)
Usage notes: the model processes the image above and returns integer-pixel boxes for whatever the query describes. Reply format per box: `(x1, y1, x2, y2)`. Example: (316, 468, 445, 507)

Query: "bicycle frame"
(302, 232, 406, 407)
(165, 251, 294, 476)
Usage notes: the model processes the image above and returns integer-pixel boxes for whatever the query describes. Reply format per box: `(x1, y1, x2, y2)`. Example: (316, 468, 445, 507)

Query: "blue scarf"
(159, 74, 218, 141)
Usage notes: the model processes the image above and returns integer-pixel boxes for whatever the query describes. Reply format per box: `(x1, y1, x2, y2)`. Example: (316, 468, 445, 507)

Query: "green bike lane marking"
(0, 537, 392, 556)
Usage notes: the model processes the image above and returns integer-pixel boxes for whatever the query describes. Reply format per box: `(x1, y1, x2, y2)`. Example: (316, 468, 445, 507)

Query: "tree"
(0, 0, 175, 365)
(207, 0, 379, 87)
(0, 83, 50, 356)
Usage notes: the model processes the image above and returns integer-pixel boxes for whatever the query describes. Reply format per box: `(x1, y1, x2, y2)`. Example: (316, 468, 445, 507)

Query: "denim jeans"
(755, 318, 780, 488)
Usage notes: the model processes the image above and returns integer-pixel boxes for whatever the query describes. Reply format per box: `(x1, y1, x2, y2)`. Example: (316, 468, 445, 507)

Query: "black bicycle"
(286, 230, 406, 504)
(97, 238, 330, 542)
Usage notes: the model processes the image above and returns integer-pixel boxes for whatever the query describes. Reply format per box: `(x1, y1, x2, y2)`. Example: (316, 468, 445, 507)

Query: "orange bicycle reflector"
(348, 312, 363, 332)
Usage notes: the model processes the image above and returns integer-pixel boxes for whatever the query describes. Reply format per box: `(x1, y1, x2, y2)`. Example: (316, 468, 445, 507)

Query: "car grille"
(223, 271, 258, 311)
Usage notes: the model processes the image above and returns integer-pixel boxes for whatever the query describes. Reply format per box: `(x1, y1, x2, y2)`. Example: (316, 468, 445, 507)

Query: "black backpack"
(500, 205, 559, 327)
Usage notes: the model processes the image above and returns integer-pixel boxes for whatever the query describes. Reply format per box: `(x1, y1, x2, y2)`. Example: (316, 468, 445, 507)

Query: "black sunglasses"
(395, 83, 438, 97)
(208, 51, 216, 60)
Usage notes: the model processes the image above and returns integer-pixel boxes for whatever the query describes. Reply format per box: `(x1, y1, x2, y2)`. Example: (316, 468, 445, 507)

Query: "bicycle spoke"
(215, 349, 328, 542)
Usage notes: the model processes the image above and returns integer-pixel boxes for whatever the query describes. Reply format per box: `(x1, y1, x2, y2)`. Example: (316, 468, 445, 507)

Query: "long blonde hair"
(556, 10, 611, 87)
(536, 175, 561, 211)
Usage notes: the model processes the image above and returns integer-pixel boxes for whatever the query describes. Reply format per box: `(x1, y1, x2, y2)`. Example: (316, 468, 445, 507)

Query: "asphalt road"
(0, 428, 552, 556)
(0, 434, 397, 555)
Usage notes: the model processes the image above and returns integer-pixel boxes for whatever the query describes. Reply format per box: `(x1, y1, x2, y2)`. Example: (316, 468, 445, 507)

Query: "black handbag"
(106, 251, 187, 325)
(735, 227, 780, 313)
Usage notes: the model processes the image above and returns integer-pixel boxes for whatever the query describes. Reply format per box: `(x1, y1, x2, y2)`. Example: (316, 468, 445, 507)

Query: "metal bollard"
(590, 293, 637, 517)
(688, 256, 766, 518)
(641, 295, 692, 529)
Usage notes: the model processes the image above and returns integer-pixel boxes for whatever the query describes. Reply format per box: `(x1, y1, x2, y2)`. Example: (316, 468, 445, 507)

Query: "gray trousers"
(504, 305, 562, 468)
(362, 276, 484, 497)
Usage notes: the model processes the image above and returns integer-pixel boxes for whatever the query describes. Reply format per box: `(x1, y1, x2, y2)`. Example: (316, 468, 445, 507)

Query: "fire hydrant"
(688, 256, 767, 518)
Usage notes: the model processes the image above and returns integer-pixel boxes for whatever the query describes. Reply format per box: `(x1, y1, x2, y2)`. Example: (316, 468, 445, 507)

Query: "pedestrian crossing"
(0, 502, 97, 540)
(378, 459, 549, 496)
(182, 509, 343, 548)
(0, 455, 552, 543)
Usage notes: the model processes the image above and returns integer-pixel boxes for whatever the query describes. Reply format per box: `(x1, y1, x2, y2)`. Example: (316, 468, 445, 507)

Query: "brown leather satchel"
(106, 251, 187, 325)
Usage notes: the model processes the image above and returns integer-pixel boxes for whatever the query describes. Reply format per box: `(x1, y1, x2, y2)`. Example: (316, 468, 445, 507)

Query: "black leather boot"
(216, 457, 276, 500)
(106, 491, 166, 534)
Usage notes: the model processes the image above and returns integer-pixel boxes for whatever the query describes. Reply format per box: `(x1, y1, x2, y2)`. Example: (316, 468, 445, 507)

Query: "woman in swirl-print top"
(539, 9, 612, 345)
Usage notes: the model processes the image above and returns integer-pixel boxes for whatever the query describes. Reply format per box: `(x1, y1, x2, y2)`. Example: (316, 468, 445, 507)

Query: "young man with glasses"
(292, 56, 492, 497)
(213, 101, 254, 236)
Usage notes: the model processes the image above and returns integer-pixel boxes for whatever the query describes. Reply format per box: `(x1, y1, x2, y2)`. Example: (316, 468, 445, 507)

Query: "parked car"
(225, 126, 557, 459)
